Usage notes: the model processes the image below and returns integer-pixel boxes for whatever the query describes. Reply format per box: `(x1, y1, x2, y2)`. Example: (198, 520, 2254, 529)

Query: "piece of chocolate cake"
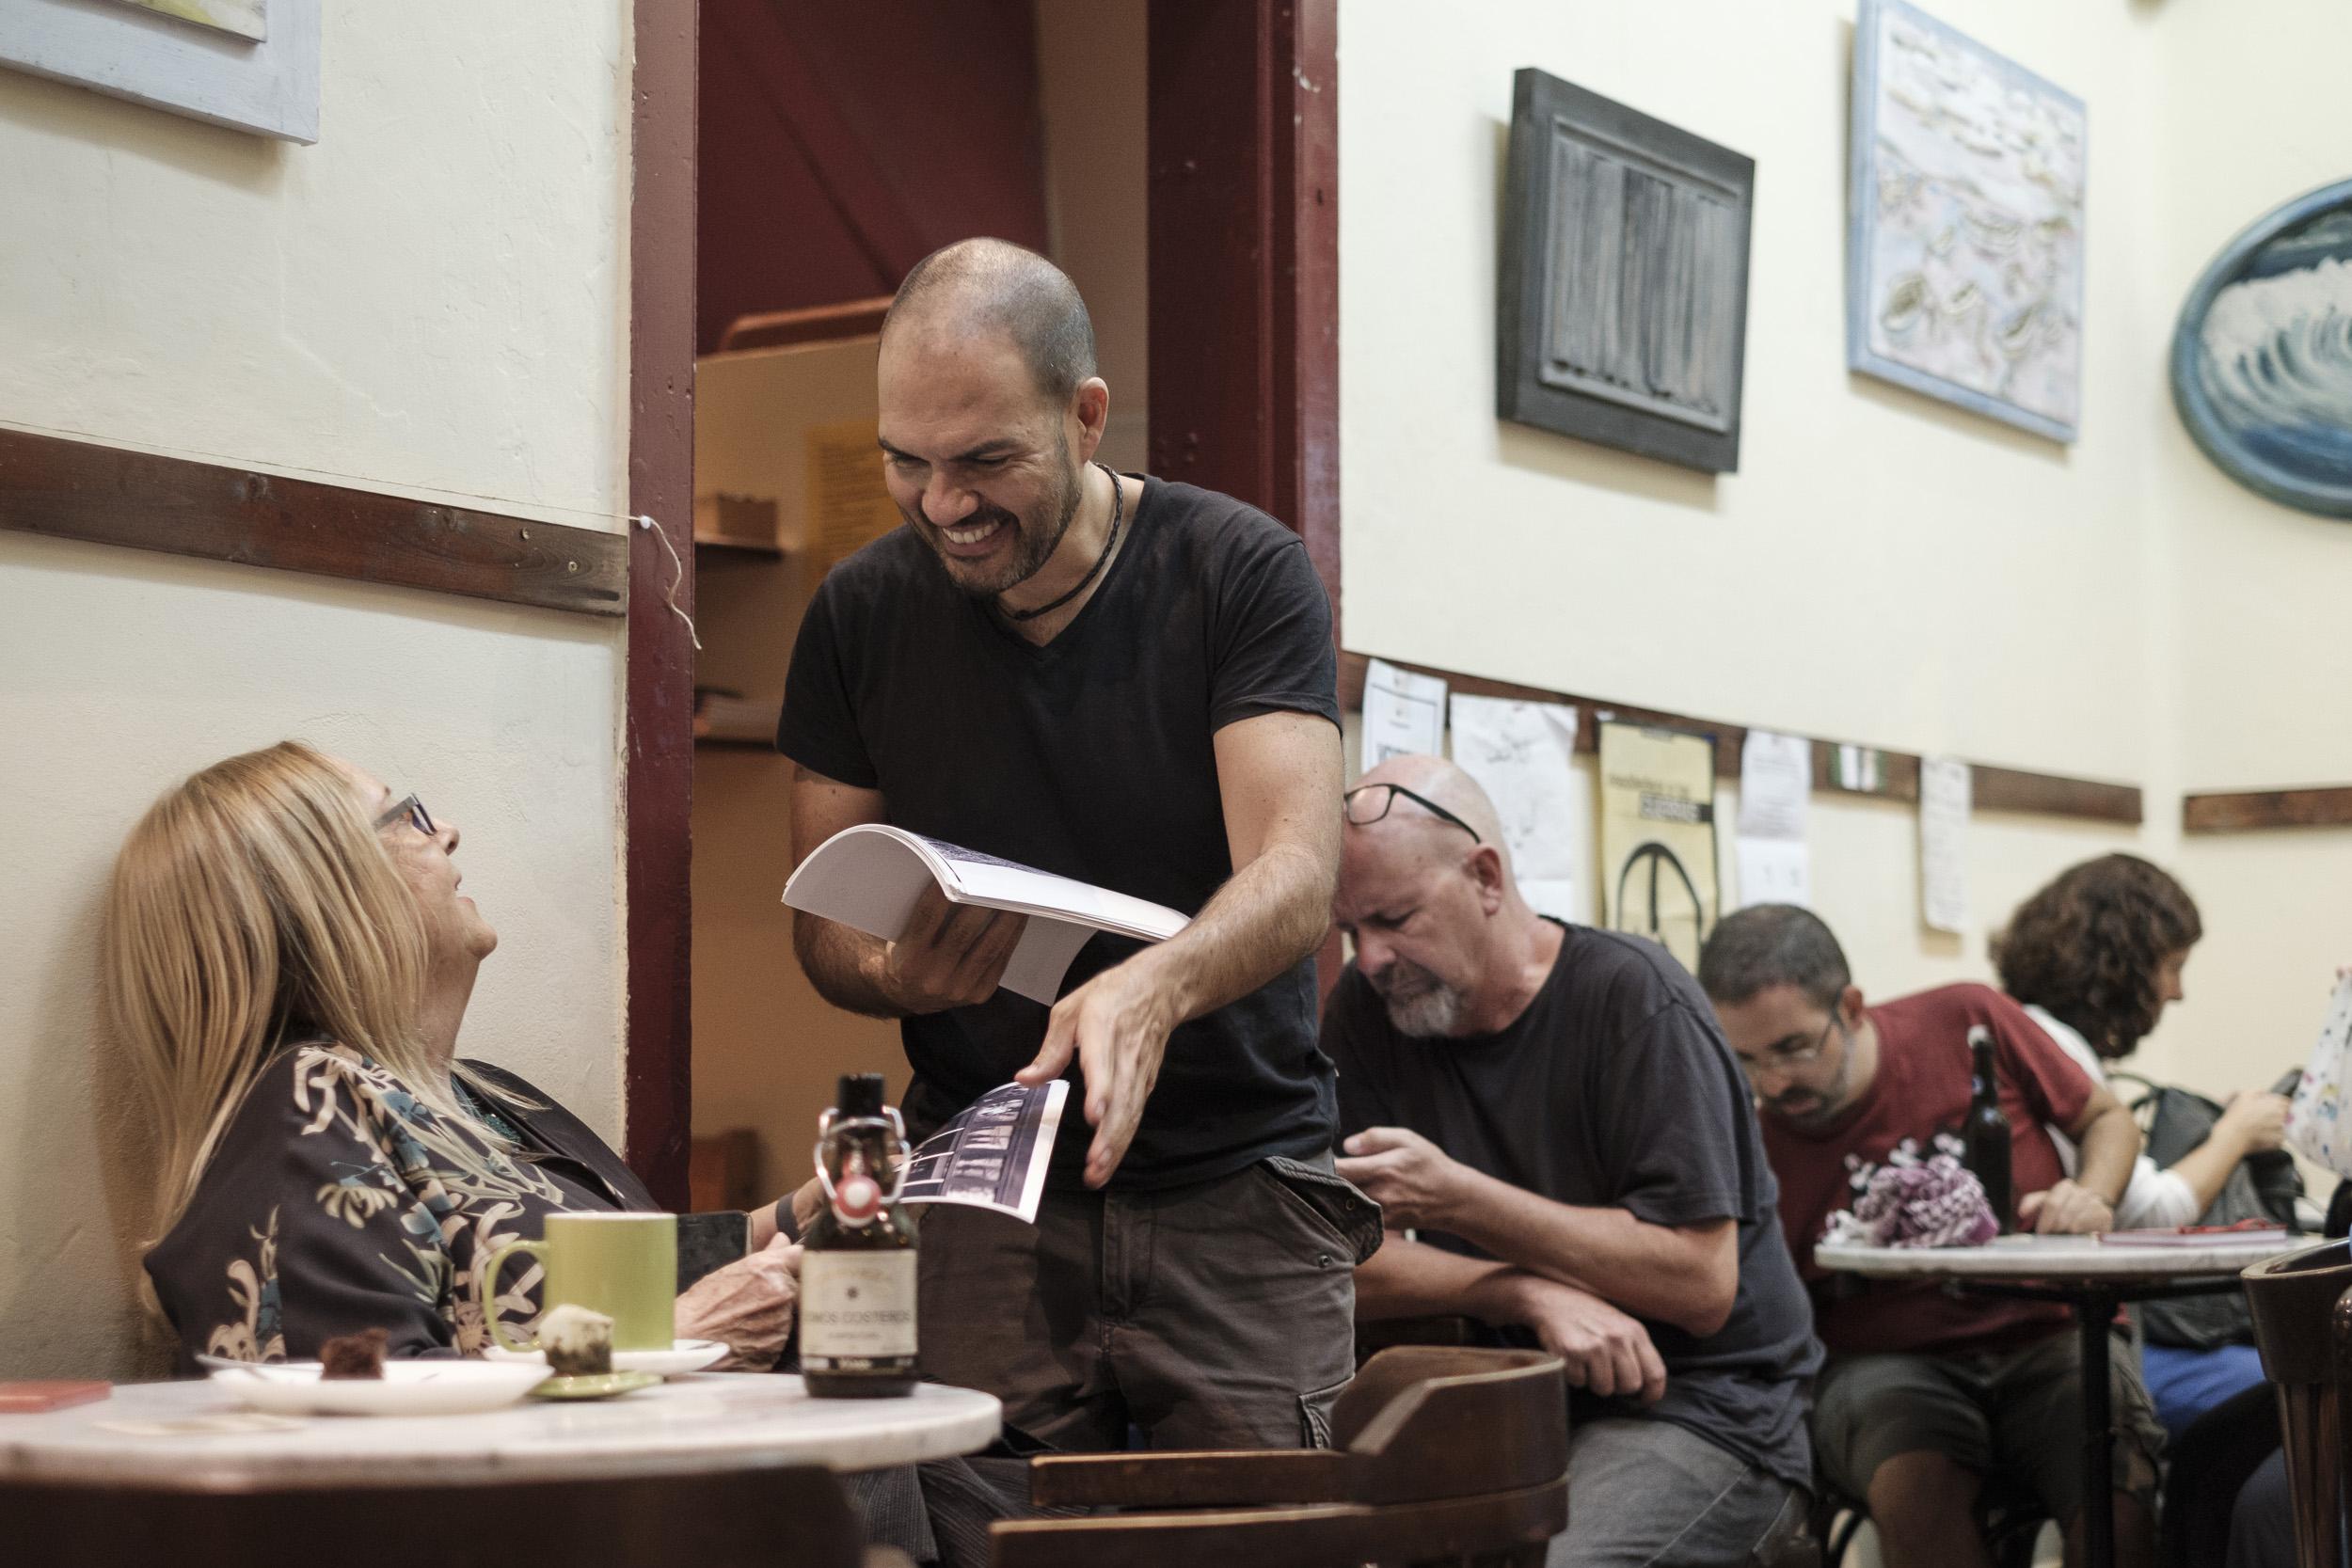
(538, 1304, 614, 1377)
(318, 1327, 389, 1380)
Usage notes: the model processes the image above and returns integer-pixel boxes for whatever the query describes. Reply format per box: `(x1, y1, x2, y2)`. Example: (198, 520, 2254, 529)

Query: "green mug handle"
(479, 1239, 549, 1353)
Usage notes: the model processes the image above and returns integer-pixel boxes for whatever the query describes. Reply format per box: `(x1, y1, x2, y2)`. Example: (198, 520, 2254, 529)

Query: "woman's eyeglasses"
(1343, 783, 1482, 844)
(373, 794, 437, 837)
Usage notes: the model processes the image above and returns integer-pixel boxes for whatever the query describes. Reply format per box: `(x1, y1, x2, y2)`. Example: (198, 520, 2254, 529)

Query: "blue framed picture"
(2170, 179, 2352, 519)
(1847, 0, 2085, 443)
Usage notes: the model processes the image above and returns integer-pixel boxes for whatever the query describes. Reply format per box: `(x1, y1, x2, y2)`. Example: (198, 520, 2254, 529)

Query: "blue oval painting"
(2172, 179, 2352, 518)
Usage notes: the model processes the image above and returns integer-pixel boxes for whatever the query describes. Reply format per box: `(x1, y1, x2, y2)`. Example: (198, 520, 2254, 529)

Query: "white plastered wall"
(1335, 0, 2352, 1096)
(2154, 0, 2352, 1102)
(0, 3, 631, 1379)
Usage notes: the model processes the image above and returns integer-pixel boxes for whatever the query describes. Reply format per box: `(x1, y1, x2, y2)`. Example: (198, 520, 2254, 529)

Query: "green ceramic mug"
(480, 1211, 677, 1353)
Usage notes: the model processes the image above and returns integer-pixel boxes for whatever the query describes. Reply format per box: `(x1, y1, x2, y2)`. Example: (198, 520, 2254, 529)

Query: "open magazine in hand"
(782, 825, 1189, 1006)
(898, 1082, 1069, 1226)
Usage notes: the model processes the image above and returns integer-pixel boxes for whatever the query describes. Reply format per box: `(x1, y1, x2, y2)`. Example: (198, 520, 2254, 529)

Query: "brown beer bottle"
(1961, 1024, 2014, 1233)
(800, 1073, 919, 1398)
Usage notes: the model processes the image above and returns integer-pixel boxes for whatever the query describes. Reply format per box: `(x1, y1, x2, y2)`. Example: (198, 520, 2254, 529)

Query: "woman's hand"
(2219, 1091, 2291, 1154)
(674, 1234, 802, 1370)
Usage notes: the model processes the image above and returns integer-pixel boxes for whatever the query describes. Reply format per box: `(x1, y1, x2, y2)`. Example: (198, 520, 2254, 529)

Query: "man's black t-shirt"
(1325, 924, 1823, 1487)
(780, 476, 1341, 1190)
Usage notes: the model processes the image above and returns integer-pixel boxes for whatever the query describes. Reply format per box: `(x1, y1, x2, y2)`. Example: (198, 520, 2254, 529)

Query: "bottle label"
(800, 1250, 918, 1360)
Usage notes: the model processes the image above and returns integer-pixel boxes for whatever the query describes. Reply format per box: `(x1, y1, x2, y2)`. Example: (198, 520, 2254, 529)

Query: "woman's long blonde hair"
(100, 741, 484, 1248)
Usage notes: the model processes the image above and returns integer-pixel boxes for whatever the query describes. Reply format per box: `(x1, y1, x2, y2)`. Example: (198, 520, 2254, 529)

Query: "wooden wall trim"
(623, 0, 699, 1208)
(1340, 651, 2144, 827)
(0, 427, 627, 616)
(2184, 787, 2352, 833)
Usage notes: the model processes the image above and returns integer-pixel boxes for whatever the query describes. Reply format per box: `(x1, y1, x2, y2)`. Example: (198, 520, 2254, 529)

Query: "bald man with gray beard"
(1327, 755, 1820, 1567)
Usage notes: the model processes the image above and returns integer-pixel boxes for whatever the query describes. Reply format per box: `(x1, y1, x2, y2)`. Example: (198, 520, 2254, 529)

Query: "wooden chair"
(2244, 1237, 2352, 1568)
(987, 1345, 1568, 1567)
(0, 1461, 911, 1568)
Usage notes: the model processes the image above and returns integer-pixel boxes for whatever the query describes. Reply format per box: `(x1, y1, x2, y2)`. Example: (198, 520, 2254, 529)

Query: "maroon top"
(1763, 983, 2097, 1356)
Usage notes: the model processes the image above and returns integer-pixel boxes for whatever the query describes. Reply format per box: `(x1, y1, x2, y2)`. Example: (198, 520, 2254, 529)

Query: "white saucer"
(483, 1338, 727, 1376)
(211, 1360, 548, 1417)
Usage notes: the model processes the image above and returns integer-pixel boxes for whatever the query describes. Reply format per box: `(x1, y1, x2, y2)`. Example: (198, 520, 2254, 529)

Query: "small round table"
(1815, 1231, 2298, 1568)
(0, 1374, 1001, 1491)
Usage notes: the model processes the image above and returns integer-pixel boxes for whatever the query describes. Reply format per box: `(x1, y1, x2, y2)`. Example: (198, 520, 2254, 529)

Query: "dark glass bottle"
(1962, 1024, 2014, 1233)
(800, 1073, 919, 1398)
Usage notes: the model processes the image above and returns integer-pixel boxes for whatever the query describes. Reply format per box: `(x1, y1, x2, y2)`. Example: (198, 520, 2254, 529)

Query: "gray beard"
(1381, 981, 1469, 1038)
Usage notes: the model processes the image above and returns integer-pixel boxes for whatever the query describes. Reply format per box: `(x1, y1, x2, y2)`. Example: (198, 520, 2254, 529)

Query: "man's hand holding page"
(1018, 948, 1183, 1189)
(884, 884, 1029, 1013)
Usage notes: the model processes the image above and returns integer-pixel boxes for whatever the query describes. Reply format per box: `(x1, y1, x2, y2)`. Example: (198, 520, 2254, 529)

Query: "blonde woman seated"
(103, 742, 800, 1369)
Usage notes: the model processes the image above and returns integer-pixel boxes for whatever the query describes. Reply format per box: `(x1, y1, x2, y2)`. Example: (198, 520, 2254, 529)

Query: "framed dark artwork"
(1847, 0, 2084, 444)
(1499, 67, 1755, 474)
(2170, 177, 2352, 519)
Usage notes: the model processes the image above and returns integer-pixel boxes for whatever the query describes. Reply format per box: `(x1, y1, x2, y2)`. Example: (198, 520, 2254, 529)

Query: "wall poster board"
(1597, 721, 1719, 973)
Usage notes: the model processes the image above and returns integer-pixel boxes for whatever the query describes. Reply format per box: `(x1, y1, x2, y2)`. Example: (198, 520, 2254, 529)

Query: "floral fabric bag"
(2287, 974, 2352, 1180)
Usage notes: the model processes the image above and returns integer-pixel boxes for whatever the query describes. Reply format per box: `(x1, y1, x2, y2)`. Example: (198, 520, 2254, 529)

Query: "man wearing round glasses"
(1699, 904, 2158, 1568)
(1327, 755, 1820, 1567)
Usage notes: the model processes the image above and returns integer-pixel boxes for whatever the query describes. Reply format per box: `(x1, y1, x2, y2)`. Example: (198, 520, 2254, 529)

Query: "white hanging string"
(635, 515, 702, 650)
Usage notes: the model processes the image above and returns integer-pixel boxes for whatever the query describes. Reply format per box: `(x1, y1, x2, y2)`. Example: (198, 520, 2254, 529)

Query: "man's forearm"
(1355, 1233, 1529, 1323)
(1435, 1171, 1736, 1335)
(791, 911, 911, 1020)
(1126, 839, 1334, 1025)
(2073, 1102, 2141, 1207)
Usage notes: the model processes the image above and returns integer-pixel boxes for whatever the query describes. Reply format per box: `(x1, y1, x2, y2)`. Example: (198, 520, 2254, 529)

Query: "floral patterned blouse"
(145, 1042, 745, 1369)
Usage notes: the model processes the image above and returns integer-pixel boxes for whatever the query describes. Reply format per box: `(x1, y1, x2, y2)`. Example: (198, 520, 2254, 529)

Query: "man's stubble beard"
(917, 432, 1086, 601)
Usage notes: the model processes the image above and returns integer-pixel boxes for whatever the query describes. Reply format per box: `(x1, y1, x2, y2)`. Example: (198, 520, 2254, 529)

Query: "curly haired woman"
(1995, 853, 2289, 1438)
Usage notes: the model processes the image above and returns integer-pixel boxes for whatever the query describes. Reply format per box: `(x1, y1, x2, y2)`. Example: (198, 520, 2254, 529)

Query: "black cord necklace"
(1000, 462, 1124, 624)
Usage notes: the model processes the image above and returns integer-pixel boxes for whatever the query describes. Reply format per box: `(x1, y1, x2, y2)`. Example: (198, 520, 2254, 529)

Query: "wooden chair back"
(1334, 1345, 1567, 1502)
(998, 1347, 1570, 1567)
(0, 1462, 882, 1568)
(989, 1479, 1566, 1568)
(2244, 1237, 2352, 1568)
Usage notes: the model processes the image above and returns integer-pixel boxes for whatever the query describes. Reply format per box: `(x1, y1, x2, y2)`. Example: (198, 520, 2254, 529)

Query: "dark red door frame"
(1148, 0, 1344, 994)
(1146, 0, 1340, 622)
(620, 1, 1344, 1193)
(625, 0, 699, 1207)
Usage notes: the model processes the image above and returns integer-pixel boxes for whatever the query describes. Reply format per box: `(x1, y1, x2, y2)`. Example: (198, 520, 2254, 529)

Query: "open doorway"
(683, 0, 1150, 1205)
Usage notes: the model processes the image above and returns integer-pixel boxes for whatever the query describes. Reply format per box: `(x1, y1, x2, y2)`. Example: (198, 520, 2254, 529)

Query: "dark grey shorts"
(915, 1152, 1379, 1451)
(1812, 1331, 2165, 1526)
(1550, 1418, 1805, 1568)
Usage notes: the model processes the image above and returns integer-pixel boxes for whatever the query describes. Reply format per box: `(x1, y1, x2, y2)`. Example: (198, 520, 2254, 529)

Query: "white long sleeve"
(2024, 1005, 2201, 1228)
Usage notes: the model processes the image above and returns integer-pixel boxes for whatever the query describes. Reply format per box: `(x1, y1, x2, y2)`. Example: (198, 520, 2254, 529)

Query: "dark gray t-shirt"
(780, 477, 1341, 1190)
(1326, 923, 1821, 1486)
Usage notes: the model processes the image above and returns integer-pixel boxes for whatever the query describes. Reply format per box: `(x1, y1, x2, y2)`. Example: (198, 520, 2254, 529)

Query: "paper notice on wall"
(1360, 657, 1448, 772)
(1836, 743, 1887, 794)
(1736, 839, 1811, 908)
(1739, 731, 1810, 840)
(1919, 755, 1972, 934)
(1598, 721, 1720, 973)
(1449, 695, 1582, 920)
(1735, 729, 1811, 908)
(804, 418, 903, 568)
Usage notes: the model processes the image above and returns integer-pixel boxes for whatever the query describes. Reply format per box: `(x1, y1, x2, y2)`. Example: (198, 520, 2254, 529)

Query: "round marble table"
(1814, 1228, 2300, 1282)
(1813, 1229, 2299, 1568)
(0, 1373, 1000, 1491)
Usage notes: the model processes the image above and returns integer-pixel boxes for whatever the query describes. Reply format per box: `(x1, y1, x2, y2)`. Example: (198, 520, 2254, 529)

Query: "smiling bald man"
(778, 239, 1377, 1454)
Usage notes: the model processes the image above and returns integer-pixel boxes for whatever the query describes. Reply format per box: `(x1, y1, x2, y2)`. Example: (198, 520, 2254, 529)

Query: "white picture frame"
(1847, 0, 2083, 443)
(0, 0, 319, 143)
